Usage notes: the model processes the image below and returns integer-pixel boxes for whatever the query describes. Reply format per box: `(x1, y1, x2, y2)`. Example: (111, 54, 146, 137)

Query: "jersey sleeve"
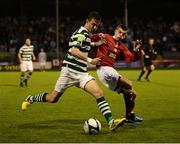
(124, 51, 134, 62)
(30, 45, 34, 52)
(91, 34, 101, 42)
(70, 33, 86, 49)
(91, 33, 108, 42)
(119, 44, 134, 62)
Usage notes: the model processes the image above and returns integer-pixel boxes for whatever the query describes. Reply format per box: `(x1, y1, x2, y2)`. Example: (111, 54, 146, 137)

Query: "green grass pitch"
(0, 70, 180, 143)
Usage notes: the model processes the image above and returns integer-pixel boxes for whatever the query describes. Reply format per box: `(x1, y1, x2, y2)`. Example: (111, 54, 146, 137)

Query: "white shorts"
(97, 66, 122, 91)
(40, 62, 46, 67)
(54, 67, 95, 93)
(20, 61, 33, 72)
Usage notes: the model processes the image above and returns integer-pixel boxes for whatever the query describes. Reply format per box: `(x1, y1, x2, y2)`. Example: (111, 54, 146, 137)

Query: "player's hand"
(95, 39, 107, 46)
(91, 57, 101, 65)
(19, 58, 23, 64)
(33, 57, 36, 61)
(133, 40, 142, 51)
(99, 33, 105, 39)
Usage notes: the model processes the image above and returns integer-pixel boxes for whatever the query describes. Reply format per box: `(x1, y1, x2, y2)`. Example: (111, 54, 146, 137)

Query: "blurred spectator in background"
(38, 47, 47, 71)
(0, 16, 179, 63)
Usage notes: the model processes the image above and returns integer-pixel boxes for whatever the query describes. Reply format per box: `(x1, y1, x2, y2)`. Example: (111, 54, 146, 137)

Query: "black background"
(0, 0, 179, 19)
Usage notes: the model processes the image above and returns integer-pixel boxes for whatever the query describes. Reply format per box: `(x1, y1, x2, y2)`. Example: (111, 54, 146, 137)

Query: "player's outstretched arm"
(18, 53, 22, 63)
(32, 52, 36, 61)
(71, 47, 101, 65)
(91, 33, 107, 47)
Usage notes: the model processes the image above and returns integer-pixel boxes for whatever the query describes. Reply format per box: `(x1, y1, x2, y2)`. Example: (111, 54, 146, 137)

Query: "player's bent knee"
(132, 89, 137, 95)
(128, 81, 133, 89)
(143, 67, 147, 71)
(124, 80, 132, 90)
(122, 88, 136, 101)
(28, 72, 32, 75)
(131, 90, 137, 100)
(122, 88, 136, 95)
(150, 65, 155, 70)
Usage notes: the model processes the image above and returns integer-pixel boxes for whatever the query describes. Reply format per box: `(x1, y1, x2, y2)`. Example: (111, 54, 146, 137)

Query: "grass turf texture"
(0, 70, 180, 143)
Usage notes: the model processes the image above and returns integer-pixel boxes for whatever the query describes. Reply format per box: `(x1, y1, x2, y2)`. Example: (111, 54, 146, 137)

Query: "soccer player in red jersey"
(91, 24, 143, 123)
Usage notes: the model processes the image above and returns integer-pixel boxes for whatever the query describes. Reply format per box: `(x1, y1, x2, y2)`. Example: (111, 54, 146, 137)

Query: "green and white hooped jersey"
(63, 26, 91, 73)
(19, 45, 34, 61)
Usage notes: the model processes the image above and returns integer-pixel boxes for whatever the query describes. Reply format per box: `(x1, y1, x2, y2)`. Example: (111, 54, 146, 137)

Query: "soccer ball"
(83, 118, 101, 134)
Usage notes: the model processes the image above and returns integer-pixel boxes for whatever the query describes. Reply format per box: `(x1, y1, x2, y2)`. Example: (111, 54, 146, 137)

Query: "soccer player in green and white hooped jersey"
(21, 11, 126, 131)
(62, 26, 92, 72)
(18, 38, 36, 87)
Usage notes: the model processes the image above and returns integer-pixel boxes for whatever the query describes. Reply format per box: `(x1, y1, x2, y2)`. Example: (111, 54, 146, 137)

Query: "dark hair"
(24, 37, 31, 42)
(115, 24, 127, 31)
(148, 37, 155, 40)
(87, 11, 101, 21)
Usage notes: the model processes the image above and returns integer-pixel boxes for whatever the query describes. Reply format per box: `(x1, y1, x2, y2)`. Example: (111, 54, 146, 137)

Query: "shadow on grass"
(18, 119, 83, 129)
(0, 84, 19, 87)
(17, 119, 110, 135)
(18, 117, 180, 128)
(120, 117, 180, 131)
(17, 117, 180, 137)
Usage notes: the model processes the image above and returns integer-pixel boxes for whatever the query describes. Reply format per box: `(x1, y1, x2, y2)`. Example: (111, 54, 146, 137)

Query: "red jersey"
(92, 34, 134, 67)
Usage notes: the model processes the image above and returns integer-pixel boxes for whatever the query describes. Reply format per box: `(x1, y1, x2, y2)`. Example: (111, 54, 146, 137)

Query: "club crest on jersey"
(77, 34, 85, 42)
(108, 51, 116, 59)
